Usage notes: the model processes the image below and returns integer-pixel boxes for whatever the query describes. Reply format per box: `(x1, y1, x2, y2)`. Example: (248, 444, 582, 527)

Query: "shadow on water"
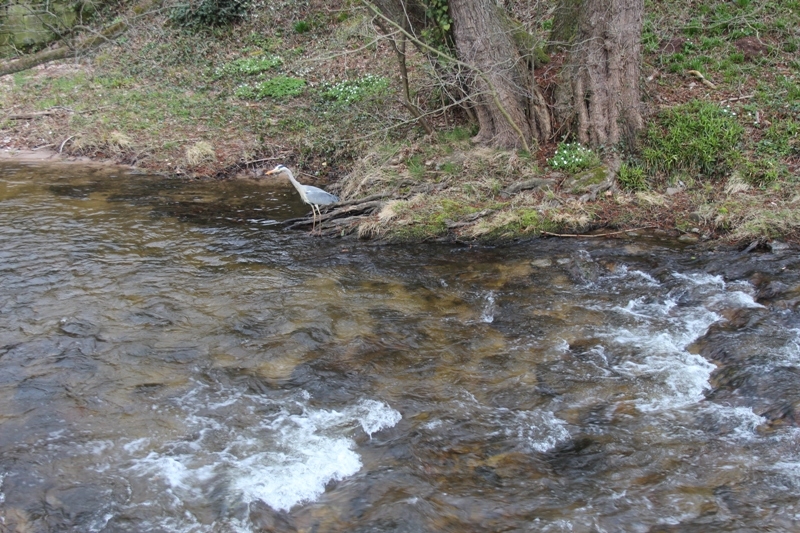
(2, 162, 800, 532)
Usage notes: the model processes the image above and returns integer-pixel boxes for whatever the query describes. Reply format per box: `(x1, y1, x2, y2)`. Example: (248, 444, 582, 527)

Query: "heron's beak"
(265, 169, 278, 176)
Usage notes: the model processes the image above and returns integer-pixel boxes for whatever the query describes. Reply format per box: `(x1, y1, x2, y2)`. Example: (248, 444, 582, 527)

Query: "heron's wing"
(304, 186, 339, 205)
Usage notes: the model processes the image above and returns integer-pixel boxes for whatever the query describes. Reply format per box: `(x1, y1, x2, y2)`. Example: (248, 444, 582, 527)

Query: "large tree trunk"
(449, 0, 550, 150)
(553, 0, 644, 149)
(367, 0, 642, 153)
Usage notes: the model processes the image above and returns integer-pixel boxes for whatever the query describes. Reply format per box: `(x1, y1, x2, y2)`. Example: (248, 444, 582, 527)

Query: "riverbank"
(1, 0, 798, 246)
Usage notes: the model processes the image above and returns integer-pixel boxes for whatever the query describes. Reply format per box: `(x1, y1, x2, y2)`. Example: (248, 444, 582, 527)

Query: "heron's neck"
(285, 171, 303, 192)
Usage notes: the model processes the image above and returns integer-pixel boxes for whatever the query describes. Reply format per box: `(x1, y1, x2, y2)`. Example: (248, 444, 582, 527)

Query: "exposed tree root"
(283, 199, 386, 233)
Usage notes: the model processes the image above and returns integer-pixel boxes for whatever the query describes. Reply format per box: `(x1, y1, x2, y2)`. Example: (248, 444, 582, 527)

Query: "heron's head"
(265, 164, 289, 176)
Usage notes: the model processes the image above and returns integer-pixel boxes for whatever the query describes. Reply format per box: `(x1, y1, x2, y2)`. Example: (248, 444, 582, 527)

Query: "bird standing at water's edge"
(265, 164, 339, 233)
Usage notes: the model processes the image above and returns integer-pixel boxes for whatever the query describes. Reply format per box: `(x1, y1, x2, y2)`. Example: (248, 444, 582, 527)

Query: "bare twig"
(719, 94, 755, 103)
(59, 135, 76, 153)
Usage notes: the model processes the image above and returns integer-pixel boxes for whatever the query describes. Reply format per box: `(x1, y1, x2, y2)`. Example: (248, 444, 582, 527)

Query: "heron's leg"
(313, 204, 322, 234)
(309, 204, 318, 234)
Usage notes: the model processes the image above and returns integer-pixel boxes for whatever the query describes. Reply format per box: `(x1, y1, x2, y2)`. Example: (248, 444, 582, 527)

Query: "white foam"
(355, 399, 403, 436)
(614, 296, 677, 320)
(230, 434, 361, 512)
(480, 291, 496, 323)
(772, 328, 800, 367)
(123, 437, 150, 453)
(709, 290, 764, 309)
(672, 271, 726, 287)
(124, 390, 401, 517)
(707, 404, 766, 439)
(606, 272, 730, 412)
(608, 265, 660, 286)
(513, 410, 571, 453)
(773, 460, 800, 478)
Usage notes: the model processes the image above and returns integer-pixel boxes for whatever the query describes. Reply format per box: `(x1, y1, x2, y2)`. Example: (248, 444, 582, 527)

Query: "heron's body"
(266, 164, 338, 232)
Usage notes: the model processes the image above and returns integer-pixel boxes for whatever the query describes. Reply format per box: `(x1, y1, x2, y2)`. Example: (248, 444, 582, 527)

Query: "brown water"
(2, 163, 800, 532)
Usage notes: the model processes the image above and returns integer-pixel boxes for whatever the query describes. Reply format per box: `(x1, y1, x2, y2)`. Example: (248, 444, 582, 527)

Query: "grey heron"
(265, 164, 339, 232)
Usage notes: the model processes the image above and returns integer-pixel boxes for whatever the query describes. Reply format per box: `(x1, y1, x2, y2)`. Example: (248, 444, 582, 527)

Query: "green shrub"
(547, 142, 601, 173)
(219, 55, 283, 77)
(642, 100, 744, 178)
(235, 76, 306, 100)
(617, 163, 648, 191)
(293, 20, 311, 33)
(758, 119, 799, 157)
(169, 0, 249, 29)
(741, 158, 786, 186)
(321, 74, 390, 105)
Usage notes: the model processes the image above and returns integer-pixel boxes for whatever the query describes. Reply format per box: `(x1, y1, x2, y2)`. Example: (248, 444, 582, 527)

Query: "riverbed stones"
(530, 258, 553, 268)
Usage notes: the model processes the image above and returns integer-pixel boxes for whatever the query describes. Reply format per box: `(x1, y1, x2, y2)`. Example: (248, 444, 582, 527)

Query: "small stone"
(768, 240, 790, 253)
(734, 36, 769, 61)
(666, 187, 682, 196)
(659, 37, 686, 54)
(677, 233, 699, 244)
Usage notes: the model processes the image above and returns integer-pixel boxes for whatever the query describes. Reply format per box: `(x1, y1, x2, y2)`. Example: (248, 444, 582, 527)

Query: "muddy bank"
(0, 147, 139, 169)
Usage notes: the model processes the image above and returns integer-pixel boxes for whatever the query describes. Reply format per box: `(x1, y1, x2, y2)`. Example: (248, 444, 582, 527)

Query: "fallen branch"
(719, 94, 755, 103)
(8, 110, 59, 120)
(0, 20, 127, 77)
(541, 226, 658, 238)
(284, 199, 385, 230)
(0, 0, 158, 77)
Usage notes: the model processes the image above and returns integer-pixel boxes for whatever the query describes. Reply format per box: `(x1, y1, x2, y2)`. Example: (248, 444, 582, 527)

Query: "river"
(1, 162, 800, 532)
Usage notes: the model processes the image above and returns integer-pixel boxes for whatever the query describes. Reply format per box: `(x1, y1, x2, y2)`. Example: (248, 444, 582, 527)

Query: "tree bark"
(449, 0, 550, 150)
(367, 0, 643, 153)
(553, 0, 644, 149)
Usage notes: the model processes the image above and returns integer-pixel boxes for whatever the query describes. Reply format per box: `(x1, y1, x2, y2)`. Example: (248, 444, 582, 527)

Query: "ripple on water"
(4, 166, 800, 531)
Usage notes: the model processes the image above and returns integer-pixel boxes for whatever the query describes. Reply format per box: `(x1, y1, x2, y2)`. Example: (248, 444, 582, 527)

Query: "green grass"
(235, 76, 306, 100)
(407, 155, 427, 180)
(438, 126, 473, 143)
(217, 55, 283, 78)
(617, 163, 648, 191)
(642, 100, 744, 178)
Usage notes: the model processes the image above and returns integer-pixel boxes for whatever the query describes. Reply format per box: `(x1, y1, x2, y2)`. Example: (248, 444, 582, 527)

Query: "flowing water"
(2, 163, 800, 532)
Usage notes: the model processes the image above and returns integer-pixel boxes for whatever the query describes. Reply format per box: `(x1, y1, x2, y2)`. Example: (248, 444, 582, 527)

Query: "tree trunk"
(553, 0, 644, 149)
(367, 0, 643, 154)
(448, 0, 549, 151)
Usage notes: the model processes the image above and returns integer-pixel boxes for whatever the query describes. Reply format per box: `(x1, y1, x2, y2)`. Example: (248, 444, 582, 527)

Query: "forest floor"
(1, 0, 798, 246)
